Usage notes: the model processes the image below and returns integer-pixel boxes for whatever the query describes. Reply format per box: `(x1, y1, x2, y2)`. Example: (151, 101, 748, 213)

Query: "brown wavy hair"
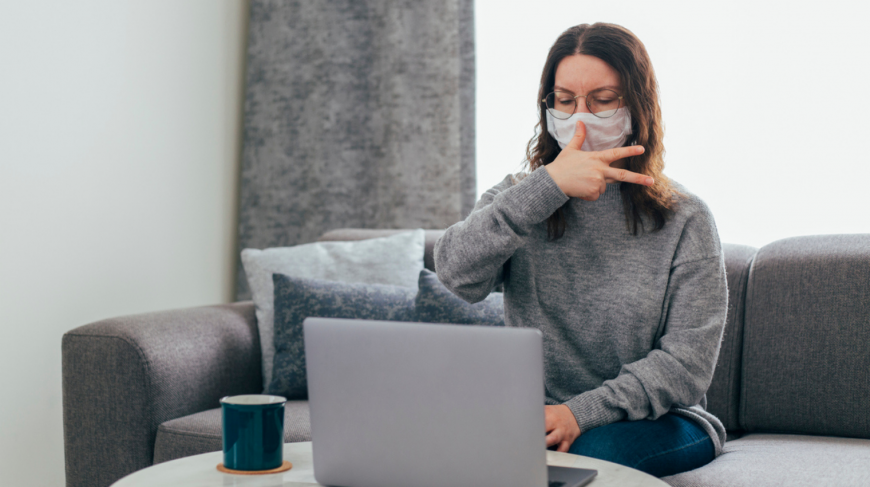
(523, 22, 686, 240)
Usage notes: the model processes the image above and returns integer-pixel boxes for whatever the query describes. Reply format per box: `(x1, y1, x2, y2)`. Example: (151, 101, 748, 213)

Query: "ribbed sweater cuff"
(502, 166, 569, 225)
(564, 388, 627, 433)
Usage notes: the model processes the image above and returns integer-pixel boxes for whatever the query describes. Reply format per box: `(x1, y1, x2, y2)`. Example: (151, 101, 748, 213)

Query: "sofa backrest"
(739, 234, 870, 439)
(706, 243, 758, 432)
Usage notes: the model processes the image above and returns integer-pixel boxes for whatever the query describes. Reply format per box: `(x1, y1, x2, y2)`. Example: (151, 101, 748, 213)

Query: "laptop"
(304, 317, 598, 487)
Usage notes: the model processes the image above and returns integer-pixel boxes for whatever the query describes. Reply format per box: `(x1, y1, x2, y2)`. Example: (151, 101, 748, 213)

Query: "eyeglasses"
(542, 88, 624, 119)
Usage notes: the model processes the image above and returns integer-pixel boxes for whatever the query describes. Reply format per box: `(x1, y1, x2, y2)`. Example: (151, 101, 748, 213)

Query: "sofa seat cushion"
(662, 433, 870, 487)
(153, 400, 311, 464)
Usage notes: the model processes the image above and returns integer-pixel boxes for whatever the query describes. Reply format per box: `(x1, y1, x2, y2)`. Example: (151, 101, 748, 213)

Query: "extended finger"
(557, 440, 572, 453)
(604, 167, 654, 186)
(600, 145, 644, 164)
(564, 120, 587, 151)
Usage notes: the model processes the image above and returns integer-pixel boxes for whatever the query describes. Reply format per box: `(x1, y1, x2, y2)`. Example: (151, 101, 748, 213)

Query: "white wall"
(0, 1, 248, 485)
(476, 0, 870, 248)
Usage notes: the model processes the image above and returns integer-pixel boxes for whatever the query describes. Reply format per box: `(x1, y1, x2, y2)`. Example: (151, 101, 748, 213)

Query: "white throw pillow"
(241, 229, 425, 391)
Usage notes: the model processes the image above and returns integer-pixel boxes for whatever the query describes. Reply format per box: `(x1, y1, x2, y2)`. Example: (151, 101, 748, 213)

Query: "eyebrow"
(554, 84, 621, 94)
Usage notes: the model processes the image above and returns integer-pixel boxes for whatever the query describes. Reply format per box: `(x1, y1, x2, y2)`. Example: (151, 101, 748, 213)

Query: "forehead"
(554, 54, 621, 93)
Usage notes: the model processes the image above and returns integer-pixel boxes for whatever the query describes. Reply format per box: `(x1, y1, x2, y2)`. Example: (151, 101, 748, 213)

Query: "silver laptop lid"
(304, 317, 548, 487)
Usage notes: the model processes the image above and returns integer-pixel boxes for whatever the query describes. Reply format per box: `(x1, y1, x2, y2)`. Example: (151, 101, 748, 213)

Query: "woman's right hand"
(545, 120, 655, 201)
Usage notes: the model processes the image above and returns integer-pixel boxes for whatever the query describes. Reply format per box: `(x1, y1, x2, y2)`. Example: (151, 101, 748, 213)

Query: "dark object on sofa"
(269, 272, 417, 399)
(415, 268, 505, 326)
(62, 229, 870, 487)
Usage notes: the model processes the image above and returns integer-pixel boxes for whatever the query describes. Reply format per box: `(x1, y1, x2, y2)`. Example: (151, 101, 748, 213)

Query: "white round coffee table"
(112, 441, 668, 486)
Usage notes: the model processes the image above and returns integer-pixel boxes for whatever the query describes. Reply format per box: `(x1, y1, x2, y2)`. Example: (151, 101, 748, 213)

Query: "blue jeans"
(561, 414, 714, 477)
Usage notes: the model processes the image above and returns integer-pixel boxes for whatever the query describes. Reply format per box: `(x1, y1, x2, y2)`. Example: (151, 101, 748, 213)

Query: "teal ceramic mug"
(220, 394, 287, 471)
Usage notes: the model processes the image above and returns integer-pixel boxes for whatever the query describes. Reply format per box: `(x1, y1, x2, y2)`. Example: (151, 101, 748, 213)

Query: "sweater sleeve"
(563, 208, 729, 433)
(434, 166, 569, 304)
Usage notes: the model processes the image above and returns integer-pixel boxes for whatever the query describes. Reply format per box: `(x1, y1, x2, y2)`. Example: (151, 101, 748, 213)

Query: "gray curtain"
(235, 0, 476, 300)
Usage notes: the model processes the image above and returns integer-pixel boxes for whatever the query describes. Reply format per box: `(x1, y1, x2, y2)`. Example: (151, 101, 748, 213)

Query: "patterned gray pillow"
(268, 272, 417, 399)
(415, 269, 505, 326)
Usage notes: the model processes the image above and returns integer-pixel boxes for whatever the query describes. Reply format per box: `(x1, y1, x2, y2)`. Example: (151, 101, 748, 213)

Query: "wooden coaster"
(217, 460, 293, 475)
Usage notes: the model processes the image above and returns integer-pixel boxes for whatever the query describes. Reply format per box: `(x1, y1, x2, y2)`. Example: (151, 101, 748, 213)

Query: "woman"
(434, 22, 727, 477)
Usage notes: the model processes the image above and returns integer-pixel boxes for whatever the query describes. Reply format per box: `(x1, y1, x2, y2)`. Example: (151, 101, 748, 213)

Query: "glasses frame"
(542, 88, 625, 119)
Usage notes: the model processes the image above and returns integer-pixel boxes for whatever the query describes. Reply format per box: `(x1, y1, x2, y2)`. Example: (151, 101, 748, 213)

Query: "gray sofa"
(62, 229, 870, 487)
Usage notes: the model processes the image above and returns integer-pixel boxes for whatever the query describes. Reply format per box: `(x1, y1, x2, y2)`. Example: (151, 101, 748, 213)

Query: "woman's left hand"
(545, 405, 582, 452)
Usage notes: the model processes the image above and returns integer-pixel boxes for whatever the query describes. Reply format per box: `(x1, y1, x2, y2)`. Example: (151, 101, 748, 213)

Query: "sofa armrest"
(62, 301, 261, 487)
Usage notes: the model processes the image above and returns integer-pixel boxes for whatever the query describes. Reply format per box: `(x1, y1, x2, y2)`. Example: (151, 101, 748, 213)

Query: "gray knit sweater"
(433, 165, 729, 456)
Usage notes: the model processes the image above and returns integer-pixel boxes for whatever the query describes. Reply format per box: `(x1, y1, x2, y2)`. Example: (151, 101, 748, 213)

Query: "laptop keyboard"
(548, 482, 566, 487)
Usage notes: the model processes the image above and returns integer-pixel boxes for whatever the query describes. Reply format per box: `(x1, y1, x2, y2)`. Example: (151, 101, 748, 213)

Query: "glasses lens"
(545, 92, 576, 119)
(588, 89, 622, 118)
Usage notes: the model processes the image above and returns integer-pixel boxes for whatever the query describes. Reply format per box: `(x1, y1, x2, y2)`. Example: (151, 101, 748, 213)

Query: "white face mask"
(545, 106, 633, 152)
